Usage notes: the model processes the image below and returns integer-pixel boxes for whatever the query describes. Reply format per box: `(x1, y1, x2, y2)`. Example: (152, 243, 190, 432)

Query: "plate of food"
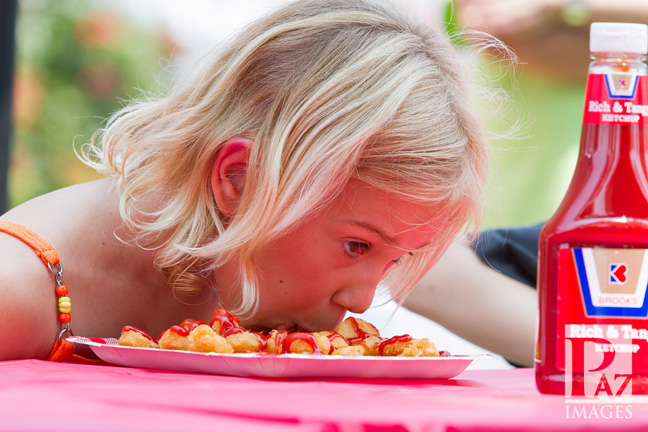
(69, 309, 494, 379)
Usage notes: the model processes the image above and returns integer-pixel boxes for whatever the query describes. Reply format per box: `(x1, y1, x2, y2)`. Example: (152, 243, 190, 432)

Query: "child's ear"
(211, 138, 253, 215)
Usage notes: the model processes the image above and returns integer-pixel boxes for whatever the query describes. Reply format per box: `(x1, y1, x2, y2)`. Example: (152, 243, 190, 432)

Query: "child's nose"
(331, 278, 378, 314)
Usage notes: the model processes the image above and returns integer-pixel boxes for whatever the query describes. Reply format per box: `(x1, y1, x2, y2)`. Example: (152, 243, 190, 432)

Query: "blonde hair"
(82, 0, 489, 316)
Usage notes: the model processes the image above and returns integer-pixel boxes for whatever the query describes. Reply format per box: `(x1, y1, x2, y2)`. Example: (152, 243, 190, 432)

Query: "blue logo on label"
(573, 248, 648, 317)
(605, 73, 639, 99)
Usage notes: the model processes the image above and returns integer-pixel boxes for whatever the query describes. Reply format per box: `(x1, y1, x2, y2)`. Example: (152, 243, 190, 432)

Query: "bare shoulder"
(0, 178, 179, 352)
(0, 178, 119, 359)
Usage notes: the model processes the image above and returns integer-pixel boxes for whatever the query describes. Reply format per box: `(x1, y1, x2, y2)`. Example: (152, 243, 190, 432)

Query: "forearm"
(403, 242, 537, 366)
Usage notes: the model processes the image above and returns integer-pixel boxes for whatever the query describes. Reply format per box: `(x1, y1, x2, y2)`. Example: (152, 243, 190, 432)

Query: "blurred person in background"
(405, 0, 648, 367)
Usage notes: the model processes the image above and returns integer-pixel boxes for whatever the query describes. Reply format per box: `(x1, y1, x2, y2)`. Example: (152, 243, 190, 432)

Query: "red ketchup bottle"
(537, 22, 648, 396)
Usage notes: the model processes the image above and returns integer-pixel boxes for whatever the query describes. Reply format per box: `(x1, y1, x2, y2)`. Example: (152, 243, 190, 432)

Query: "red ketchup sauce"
(122, 326, 158, 344)
(269, 330, 288, 353)
(180, 319, 207, 332)
(378, 334, 413, 356)
(250, 332, 268, 351)
(168, 325, 189, 337)
(167, 319, 208, 337)
(210, 309, 241, 336)
(223, 327, 245, 337)
(346, 317, 378, 344)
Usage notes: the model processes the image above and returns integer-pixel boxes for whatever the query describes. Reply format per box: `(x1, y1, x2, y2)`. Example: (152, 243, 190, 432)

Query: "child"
(0, 0, 489, 360)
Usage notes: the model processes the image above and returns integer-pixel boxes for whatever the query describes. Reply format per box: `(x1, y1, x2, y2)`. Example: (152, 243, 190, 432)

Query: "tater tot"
(286, 339, 317, 354)
(412, 338, 439, 357)
(310, 332, 329, 354)
(379, 336, 439, 357)
(332, 345, 365, 356)
(282, 332, 323, 354)
(350, 335, 384, 356)
(188, 324, 233, 353)
(120, 309, 445, 358)
(317, 331, 349, 350)
(158, 328, 189, 351)
(210, 309, 241, 336)
(266, 330, 288, 354)
(311, 331, 351, 355)
(335, 317, 380, 342)
(118, 328, 159, 349)
(226, 331, 266, 353)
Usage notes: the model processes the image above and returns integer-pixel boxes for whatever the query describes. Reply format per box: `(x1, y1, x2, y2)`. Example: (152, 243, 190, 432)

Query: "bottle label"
(583, 73, 648, 126)
(556, 246, 648, 372)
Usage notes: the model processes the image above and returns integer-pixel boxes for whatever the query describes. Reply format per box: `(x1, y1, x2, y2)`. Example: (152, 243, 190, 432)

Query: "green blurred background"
(9, 0, 586, 229)
(10, 0, 169, 207)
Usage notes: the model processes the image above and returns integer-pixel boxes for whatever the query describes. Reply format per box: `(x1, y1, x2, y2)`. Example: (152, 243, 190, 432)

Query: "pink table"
(0, 360, 646, 431)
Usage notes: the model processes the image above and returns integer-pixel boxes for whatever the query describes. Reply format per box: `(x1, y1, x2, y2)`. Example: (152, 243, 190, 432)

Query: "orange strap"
(48, 338, 107, 365)
(0, 220, 60, 267)
(0, 220, 98, 364)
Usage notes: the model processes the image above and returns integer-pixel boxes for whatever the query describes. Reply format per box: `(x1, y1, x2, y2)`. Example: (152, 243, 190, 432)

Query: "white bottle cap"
(590, 22, 648, 54)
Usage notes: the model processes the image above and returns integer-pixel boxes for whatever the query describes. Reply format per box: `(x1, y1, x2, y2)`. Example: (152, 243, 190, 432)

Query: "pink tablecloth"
(0, 360, 646, 431)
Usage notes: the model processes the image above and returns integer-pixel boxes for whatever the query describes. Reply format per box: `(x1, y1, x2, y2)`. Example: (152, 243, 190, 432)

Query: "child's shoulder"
(2, 178, 119, 250)
(0, 179, 118, 360)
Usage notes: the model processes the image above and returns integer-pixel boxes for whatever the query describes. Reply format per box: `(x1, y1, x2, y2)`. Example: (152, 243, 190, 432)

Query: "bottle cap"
(590, 22, 648, 54)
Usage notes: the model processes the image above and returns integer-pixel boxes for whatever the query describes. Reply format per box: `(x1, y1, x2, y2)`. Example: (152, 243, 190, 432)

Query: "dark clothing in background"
(0, 0, 18, 213)
(472, 223, 544, 288)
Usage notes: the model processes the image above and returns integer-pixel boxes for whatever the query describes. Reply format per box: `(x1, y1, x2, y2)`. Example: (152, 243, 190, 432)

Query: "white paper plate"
(69, 336, 496, 379)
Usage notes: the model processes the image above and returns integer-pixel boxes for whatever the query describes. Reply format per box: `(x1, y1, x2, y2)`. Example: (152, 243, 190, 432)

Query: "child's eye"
(343, 241, 369, 257)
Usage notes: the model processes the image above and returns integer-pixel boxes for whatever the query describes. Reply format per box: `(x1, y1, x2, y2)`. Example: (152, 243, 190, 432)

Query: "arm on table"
(403, 241, 537, 367)
(0, 232, 60, 360)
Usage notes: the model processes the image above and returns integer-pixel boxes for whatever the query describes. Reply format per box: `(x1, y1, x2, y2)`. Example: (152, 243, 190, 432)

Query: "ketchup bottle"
(537, 23, 648, 396)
